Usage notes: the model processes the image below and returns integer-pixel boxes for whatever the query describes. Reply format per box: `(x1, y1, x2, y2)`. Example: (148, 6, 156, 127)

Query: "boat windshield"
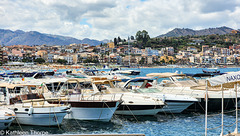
(135, 88, 160, 93)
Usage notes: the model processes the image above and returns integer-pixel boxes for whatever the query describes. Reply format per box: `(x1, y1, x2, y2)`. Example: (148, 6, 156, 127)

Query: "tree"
(57, 59, 67, 64)
(135, 30, 150, 48)
(160, 59, 165, 64)
(118, 36, 122, 42)
(130, 36, 134, 40)
(92, 48, 98, 53)
(34, 58, 45, 64)
(169, 59, 174, 64)
(114, 38, 117, 46)
(139, 57, 145, 65)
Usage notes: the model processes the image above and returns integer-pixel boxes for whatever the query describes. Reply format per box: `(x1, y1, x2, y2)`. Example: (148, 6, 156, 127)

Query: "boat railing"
(69, 93, 123, 102)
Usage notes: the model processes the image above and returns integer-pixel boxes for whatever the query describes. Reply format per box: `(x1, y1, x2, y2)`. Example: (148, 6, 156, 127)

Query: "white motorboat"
(110, 68, 140, 75)
(122, 78, 198, 113)
(48, 78, 122, 122)
(91, 79, 165, 115)
(0, 107, 15, 130)
(147, 72, 240, 112)
(83, 69, 131, 80)
(62, 98, 121, 122)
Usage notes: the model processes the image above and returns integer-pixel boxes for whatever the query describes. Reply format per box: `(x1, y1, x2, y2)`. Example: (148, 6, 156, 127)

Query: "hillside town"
(0, 38, 240, 67)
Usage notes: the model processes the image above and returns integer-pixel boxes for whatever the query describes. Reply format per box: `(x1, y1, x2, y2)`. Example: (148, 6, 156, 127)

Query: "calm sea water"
(7, 67, 240, 136)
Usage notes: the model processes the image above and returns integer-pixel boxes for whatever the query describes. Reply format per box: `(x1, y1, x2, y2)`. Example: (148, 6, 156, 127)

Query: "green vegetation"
(57, 59, 68, 64)
(34, 58, 45, 64)
(113, 30, 240, 52)
(83, 58, 99, 63)
(135, 30, 150, 48)
(146, 34, 239, 52)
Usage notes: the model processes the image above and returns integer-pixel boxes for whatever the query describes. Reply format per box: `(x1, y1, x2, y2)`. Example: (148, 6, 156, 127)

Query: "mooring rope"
(207, 125, 222, 130)
(125, 104, 139, 122)
(103, 101, 121, 121)
(53, 107, 61, 130)
(98, 102, 104, 120)
(15, 114, 23, 131)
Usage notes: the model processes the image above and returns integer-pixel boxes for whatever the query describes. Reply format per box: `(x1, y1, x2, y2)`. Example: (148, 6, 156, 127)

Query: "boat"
(90, 78, 165, 115)
(0, 107, 15, 130)
(202, 69, 220, 73)
(110, 68, 140, 75)
(47, 78, 122, 122)
(58, 98, 121, 122)
(81, 69, 131, 80)
(0, 83, 70, 126)
(146, 72, 239, 112)
(121, 78, 198, 113)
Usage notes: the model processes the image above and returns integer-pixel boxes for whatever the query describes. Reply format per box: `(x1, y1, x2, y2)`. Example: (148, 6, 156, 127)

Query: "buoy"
(113, 76, 117, 79)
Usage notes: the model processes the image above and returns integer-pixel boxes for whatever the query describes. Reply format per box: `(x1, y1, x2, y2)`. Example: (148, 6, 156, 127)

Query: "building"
(145, 48, 159, 56)
(202, 45, 209, 53)
(187, 47, 198, 53)
(166, 47, 174, 56)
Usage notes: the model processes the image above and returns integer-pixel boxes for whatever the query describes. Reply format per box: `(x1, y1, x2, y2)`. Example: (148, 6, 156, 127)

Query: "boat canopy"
(0, 83, 36, 89)
(65, 78, 92, 83)
(207, 71, 240, 88)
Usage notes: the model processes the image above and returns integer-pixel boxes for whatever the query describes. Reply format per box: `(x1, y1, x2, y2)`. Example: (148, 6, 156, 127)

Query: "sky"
(1, 0, 240, 41)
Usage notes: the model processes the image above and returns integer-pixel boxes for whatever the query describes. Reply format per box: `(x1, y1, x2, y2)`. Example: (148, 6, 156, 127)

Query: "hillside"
(0, 29, 103, 46)
(157, 26, 233, 37)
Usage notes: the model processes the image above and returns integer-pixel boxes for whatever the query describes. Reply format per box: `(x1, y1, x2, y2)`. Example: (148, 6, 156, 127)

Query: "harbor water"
(5, 67, 240, 136)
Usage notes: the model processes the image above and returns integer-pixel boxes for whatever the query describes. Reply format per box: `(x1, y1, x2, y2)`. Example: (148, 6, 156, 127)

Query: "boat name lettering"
(226, 74, 240, 82)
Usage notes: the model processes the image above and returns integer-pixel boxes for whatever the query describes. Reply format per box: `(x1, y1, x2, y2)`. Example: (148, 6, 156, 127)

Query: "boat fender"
(162, 94, 165, 102)
(113, 76, 117, 79)
(28, 106, 33, 116)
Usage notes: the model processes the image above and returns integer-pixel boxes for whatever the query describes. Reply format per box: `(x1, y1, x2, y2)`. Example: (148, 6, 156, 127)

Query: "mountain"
(0, 29, 103, 46)
(157, 26, 234, 38)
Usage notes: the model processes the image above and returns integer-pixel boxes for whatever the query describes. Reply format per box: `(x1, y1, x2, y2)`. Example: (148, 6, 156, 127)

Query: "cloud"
(199, 0, 240, 13)
(0, 0, 240, 41)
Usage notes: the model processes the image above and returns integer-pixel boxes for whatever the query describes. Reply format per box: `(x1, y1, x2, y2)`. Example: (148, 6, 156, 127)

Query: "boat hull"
(159, 101, 194, 113)
(129, 71, 140, 75)
(0, 118, 15, 130)
(186, 98, 238, 112)
(63, 101, 120, 122)
(15, 112, 67, 126)
(116, 105, 163, 115)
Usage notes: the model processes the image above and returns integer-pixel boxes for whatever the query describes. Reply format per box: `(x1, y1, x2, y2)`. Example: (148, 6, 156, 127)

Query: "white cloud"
(0, 0, 240, 41)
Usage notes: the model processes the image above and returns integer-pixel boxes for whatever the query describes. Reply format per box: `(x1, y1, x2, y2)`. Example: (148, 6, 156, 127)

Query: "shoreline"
(1, 64, 240, 71)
